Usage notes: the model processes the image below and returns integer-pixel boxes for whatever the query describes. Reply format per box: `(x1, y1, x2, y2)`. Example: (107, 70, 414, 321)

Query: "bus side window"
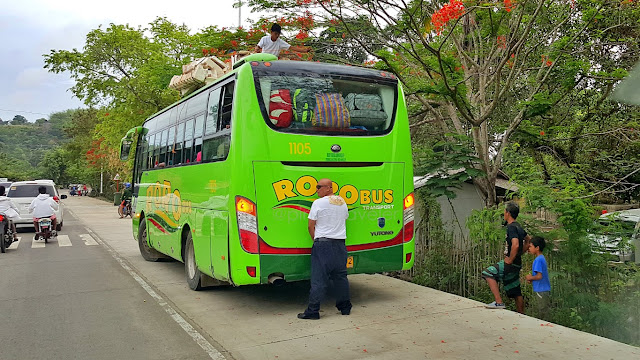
(158, 129, 168, 166)
(184, 118, 194, 164)
(205, 88, 221, 136)
(148, 133, 156, 169)
(167, 126, 175, 166)
(203, 136, 230, 162)
(193, 114, 205, 163)
(155, 132, 163, 167)
(174, 122, 184, 165)
(220, 82, 234, 130)
(203, 82, 232, 162)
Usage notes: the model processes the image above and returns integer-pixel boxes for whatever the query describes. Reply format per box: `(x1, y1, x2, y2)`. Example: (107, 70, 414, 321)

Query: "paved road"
(4, 195, 638, 360)
(0, 207, 211, 360)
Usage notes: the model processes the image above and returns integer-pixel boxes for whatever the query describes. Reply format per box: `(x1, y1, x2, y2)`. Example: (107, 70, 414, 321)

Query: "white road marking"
(84, 228, 226, 360)
(80, 233, 98, 246)
(57, 234, 72, 247)
(8, 237, 20, 250)
(31, 237, 45, 248)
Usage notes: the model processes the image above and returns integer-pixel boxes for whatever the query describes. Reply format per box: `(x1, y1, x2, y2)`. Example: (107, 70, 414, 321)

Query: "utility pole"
(238, 1, 242, 28)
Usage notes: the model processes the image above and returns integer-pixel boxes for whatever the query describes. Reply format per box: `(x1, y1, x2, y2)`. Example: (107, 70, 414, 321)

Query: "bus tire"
(184, 232, 202, 291)
(138, 219, 163, 262)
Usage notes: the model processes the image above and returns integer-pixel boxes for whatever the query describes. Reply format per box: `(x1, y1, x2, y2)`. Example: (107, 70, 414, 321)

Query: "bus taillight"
(236, 196, 259, 254)
(403, 193, 415, 242)
(246, 266, 257, 277)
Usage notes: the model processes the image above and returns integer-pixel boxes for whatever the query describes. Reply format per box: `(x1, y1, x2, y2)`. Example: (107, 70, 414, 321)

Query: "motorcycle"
(35, 217, 54, 243)
(0, 214, 15, 253)
(118, 199, 132, 218)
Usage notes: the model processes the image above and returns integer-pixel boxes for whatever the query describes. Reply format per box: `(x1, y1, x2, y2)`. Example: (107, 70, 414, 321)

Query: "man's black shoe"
(341, 309, 351, 315)
(297, 312, 319, 320)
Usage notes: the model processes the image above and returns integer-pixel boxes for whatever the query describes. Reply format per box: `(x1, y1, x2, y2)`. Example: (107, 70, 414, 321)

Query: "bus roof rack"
(232, 53, 278, 70)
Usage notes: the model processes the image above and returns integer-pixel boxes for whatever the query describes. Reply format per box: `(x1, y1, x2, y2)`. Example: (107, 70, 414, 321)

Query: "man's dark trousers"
(305, 238, 352, 315)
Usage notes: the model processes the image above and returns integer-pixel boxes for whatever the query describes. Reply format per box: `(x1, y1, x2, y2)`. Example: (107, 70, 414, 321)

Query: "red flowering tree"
(247, 0, 640, 205)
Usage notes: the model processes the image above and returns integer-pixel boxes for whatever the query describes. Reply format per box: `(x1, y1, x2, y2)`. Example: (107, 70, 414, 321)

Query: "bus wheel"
(138, 219, 163, 262)
(184, 232, 202, 291)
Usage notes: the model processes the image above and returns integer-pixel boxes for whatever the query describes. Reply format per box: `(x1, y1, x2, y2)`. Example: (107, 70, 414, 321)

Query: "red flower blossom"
(504, 0, 516, 12)
(497, 35, 507, 49)
(295, 30, 309, 40)
(431, 0, 465, 35)
(230, 40, 238, 48)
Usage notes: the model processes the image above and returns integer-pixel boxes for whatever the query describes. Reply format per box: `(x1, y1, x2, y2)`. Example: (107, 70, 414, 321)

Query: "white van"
(6, 180, 66, 230)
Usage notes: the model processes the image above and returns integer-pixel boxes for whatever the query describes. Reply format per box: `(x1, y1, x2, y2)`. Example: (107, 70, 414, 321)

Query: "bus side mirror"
(120, 139, 133, 160)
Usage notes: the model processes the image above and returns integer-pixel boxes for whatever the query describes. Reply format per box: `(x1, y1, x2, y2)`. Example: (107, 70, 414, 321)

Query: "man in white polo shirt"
(255, 23, 310, 58)
(298, 178, 352, 320)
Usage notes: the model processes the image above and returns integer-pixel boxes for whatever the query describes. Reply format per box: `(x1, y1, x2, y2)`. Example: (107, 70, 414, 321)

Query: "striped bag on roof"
(312, 93, 350, 128)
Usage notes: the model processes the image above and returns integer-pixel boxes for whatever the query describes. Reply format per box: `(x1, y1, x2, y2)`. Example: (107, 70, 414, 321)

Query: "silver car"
(590, 209, 640, 263)
(6, 180, 66, 230)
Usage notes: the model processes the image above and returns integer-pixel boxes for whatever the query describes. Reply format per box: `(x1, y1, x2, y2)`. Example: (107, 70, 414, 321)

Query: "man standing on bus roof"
(255, 23, 311, 58)
(298, 178, 352, 320)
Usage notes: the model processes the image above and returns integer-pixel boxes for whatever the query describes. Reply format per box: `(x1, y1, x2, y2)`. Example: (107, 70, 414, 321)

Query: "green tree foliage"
(247, 0, 640, 205)
(42, 16, 316, 190)
(413, 134, 483, 199)
(0, 110, 76, 181)
(39, 147, 70, 185)
(11, 115, 28, 125)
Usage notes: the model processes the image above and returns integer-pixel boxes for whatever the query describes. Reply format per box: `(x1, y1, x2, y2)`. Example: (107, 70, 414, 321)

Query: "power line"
(0, 108, 50, 117)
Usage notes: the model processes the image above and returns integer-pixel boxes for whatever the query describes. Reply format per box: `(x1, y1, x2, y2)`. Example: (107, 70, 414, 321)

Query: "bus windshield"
(254, 68, 397, 136)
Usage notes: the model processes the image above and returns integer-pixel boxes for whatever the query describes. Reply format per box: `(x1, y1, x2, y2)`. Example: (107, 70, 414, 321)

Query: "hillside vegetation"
(0, 110, 73, 181)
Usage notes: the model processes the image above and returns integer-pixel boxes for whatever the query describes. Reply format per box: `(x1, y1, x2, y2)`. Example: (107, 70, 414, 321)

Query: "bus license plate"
(346, 256, 354, 268)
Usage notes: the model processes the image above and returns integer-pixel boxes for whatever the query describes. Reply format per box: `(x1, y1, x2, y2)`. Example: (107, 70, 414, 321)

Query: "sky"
(0, 0, 256, 122)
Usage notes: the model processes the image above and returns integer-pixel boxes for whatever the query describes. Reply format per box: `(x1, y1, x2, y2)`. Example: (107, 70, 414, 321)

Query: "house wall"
(435, 182, 484, 240)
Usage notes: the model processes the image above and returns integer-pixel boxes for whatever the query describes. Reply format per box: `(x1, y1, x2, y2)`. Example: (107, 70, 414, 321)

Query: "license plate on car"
(346, 256, 354, 268)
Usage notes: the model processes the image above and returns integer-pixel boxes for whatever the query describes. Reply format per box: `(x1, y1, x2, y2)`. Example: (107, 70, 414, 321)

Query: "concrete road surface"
(10, 194, 638, 360)
(0, 206, 212, 360)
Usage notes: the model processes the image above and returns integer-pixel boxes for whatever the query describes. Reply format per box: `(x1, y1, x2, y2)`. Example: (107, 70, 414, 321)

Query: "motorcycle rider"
(29, 186, 59, 239)
(119, 183, 132, 218)
(0, 185, 19, 240)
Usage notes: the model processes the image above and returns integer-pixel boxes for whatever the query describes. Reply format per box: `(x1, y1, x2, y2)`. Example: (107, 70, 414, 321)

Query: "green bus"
(120, 53, 415, 290)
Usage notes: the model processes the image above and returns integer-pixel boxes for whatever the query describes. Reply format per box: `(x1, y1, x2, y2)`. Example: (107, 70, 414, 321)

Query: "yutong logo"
(272, 176, 394, 206)
(370, 231, 394, 236)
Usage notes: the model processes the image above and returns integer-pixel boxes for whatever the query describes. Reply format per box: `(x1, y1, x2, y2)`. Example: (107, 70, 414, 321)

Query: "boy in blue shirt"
(525, 236, 551, 321)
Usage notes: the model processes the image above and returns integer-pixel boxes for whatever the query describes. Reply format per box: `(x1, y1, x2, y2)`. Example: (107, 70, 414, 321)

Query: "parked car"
(6, 180, 66, 230)
(590, 209, 640, 263)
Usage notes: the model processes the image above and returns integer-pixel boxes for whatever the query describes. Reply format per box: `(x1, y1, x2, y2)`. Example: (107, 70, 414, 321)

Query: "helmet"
(125, 183, 131, 188)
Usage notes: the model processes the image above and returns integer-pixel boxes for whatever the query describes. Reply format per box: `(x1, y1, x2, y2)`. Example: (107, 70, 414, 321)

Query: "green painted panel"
(209, 210, 230, 281)
(259, 245, 404, 284)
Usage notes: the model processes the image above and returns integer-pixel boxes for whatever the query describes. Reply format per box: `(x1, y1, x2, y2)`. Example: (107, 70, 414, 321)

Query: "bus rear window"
(255, 74, 396, 136)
